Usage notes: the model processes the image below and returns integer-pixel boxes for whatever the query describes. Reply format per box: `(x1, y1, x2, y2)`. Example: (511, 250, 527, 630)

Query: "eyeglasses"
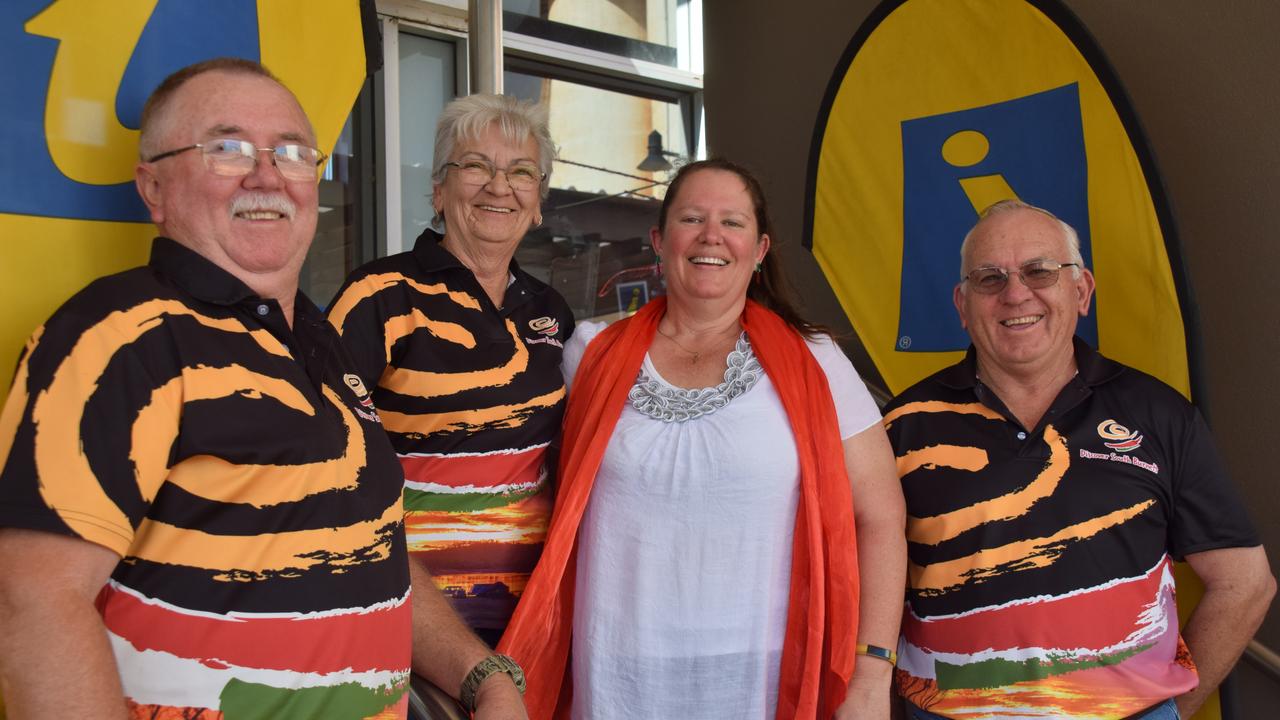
(444, 159, 544, 191)
(146, 139, 327, 183)
(963, 260, 1081, 294)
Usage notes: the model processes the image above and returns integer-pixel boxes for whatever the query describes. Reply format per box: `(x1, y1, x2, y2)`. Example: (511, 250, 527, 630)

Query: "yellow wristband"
(856, 643, 897, 665)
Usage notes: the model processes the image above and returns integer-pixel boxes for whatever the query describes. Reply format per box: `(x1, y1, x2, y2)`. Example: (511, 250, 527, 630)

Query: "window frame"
(370, 2, 704, 259)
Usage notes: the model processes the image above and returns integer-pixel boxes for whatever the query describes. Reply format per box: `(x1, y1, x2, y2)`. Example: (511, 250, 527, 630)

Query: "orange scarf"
(498, 298, 859, 719)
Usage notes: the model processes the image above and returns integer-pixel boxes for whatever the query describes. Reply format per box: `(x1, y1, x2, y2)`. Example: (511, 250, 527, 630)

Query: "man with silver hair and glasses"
(0, 59, 524, 719)
(883, 199, 1274, 719)
(328, 94, 572, 711)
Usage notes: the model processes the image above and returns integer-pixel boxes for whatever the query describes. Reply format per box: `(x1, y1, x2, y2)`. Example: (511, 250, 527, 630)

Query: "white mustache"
(230, 192, 296, 219)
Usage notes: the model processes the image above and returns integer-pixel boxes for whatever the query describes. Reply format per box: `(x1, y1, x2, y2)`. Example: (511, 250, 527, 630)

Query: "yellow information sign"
(807, 0, 1192, 400)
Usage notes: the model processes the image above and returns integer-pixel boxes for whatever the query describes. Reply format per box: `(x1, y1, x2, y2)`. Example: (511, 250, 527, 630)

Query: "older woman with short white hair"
(328, 94, 574, 715)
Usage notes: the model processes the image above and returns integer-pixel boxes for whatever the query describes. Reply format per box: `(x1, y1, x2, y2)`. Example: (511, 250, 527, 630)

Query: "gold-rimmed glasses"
(146, 139, 327, 183)
(963, 260, 1081, 294)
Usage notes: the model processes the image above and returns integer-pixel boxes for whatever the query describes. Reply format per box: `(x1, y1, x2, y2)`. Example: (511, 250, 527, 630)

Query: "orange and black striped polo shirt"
(328, 229, 574, 643)
(884, 339, 1258, 718)
(0, 238, 411, 718)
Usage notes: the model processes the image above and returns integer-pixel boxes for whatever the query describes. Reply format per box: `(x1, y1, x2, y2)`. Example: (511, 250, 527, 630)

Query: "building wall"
(704, 0, 1279, 684)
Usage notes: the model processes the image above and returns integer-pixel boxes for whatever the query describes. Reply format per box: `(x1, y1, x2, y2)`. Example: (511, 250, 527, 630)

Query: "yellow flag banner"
(806, 0, 1195, 400)
(0, 0, 374, 396)
(806, 0, 1217, 717)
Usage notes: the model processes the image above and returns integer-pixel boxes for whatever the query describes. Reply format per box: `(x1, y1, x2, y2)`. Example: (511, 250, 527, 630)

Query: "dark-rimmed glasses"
(444, 159, 543, 191)
(146, 139, 327, 183)
(963, 260, 1080, 295)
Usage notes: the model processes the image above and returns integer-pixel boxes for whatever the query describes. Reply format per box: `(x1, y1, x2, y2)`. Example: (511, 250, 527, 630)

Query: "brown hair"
(657, 158, 826, 338)
(138, 58, 294, 159)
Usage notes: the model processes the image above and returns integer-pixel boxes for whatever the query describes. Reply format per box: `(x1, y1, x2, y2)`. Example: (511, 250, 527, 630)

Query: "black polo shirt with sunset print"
(883, 337, 1258, 718)
(327, 228, 574, 644)
(0, 238, 411, 717)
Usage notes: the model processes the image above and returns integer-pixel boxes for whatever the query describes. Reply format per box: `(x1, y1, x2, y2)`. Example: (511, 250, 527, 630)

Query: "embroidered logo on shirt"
(529, 316, 560, 336)
(343, 373, 375, 408)
(343, 373, 382, 423)
(1079, 419, 1157, 473)
(1097, 419, 1143, 452)
(524, 336, 564, 349)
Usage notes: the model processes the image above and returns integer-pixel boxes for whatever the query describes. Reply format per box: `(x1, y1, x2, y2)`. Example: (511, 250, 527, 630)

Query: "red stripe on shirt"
(904, 556, 1170, 654)
(97, 583, 411, 674)
(400, 446, 545, 489)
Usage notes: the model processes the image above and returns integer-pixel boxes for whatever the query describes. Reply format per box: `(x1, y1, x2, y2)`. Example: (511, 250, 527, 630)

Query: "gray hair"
(959, 199, 1084, 287)
(138, 58, 309, 160)
(431, 94, 556, 199)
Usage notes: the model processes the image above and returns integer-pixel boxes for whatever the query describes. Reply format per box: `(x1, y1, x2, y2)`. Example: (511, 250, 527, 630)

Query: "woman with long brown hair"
(501, 159, 906, 720)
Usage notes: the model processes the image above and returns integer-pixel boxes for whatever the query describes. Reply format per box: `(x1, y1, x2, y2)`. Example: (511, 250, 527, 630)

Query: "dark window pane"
(506, 70, 691, 322)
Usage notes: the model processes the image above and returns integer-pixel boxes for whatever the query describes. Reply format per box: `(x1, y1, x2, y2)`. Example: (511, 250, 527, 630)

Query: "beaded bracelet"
(460, 654, 526, 712)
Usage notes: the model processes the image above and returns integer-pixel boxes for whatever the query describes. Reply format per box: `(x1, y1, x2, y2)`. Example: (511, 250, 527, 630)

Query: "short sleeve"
(0, 312, 178, 557)
(805, 335, 882, 439)
(327, 273, 394, 389)
(562, 320, 608, 391)
(1167, 406, 1260, 558)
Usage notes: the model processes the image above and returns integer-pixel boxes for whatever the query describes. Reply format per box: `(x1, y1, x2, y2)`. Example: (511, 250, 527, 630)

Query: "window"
(505, 68, 692, 321)
(300, 22, 463, 305)
(395, 32, 459, 248)
(300, 3, 703, 324)
(504, 0, 703, 321)
(503, 0, 701, 73)
(299, 84, 376, 307)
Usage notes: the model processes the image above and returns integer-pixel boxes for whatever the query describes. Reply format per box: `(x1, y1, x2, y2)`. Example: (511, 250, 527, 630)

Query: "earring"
(754, 261, 763, 273)
(655, 254, 663, 274)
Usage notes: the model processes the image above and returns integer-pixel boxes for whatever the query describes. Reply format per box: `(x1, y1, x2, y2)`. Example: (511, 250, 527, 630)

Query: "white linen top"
(561, 320, 881, 720)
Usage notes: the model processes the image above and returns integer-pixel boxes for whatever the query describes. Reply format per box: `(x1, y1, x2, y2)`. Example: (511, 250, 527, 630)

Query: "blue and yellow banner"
(806, 0, 1197, 402)
(0, 0, 375, 391)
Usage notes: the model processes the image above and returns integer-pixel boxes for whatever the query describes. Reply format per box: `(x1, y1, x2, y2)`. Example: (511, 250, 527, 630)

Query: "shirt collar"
(409, 228, 547, 299)
(291, 291, 327, 328)
(1072, 335, 1126, 386)
(149, 237, 322, 326)
(936, 335, 1125, 391)
(149, 237, 256, 306)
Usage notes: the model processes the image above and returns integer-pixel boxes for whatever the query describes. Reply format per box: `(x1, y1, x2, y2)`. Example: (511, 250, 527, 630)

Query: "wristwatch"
(460, 654, 526, 712)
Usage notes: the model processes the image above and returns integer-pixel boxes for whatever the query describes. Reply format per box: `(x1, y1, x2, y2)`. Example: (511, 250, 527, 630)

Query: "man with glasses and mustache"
(884, 200, 1273, 720)
(0, 59, 525, 719)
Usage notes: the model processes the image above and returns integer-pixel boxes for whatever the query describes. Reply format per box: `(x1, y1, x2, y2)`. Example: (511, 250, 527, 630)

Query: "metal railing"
(407, 674, 467, 720)
(1244, 639, 1280, 684)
